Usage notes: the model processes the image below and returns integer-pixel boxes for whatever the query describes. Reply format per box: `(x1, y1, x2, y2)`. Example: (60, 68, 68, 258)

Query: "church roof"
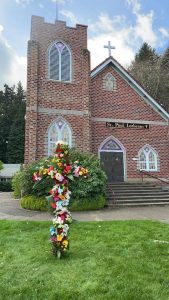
(90, 56, 169, 121)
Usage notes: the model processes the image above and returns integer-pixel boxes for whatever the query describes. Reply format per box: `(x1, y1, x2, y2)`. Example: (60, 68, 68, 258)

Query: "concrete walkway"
(1, 192, 169, 223)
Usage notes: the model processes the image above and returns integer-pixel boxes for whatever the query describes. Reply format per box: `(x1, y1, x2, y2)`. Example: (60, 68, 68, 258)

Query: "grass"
(1, 220, 169, 300)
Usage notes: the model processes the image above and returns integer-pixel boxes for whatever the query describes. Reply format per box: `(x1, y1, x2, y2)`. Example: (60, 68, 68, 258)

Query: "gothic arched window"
(49, 41, 71, 82)
(138, 145, 158, 171)
(48, 119, 72, 155)
(103, 73, 117, 91)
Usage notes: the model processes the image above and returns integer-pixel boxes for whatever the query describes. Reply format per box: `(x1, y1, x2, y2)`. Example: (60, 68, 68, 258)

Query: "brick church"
(25, 16, 169, 182)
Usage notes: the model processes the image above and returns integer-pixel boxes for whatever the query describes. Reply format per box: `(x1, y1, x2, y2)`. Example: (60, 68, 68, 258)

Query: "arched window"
(103, 73, 117, 91)
(48, 119, 72, 155)
(138, 145, 158, 171)
(49, 41, 71, 82)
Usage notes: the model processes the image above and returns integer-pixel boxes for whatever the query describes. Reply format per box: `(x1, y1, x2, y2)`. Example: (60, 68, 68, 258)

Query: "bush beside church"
(12, 148, 107, 211)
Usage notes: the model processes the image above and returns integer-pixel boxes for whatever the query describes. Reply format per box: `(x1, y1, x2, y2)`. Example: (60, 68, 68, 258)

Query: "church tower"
(25, 16, 91, 164)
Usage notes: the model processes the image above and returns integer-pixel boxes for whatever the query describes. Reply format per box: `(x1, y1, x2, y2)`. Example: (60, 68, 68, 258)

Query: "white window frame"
(48, 40, 72, 83)
(103, 72, 117, 91)
(138, 145, 158, 172)
(48, 121, 72, 156)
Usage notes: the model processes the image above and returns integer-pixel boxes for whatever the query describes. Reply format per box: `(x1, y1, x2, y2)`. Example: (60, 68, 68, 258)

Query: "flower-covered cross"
(33, 141, 89, 258)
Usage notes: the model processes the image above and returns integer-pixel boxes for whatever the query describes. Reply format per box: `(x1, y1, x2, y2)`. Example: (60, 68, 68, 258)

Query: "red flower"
(63, 165, 72, 174)
(52, 203, 56, 209)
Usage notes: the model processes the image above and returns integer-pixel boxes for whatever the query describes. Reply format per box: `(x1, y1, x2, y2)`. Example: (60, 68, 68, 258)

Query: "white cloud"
(159, 27, 169, 38)
(134, 10, 157, 46)
(0, 25, 26, 89)
(60, 10, 79, 24)
(126, 0, 157, 46)
(88, 5, 169, 70)
(51, 0, 72, 4)
(126, 0, 141, 14)
(16, 0, 32, 4)
(88, 14, 135, 69)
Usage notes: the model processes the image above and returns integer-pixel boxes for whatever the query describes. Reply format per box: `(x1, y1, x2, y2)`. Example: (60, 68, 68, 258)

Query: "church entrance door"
(99, 137, 125, 182)
(100, 152, 124, 182)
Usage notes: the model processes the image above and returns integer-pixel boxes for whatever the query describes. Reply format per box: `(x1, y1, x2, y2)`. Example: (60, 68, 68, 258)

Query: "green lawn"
(1, 220, 169, 300)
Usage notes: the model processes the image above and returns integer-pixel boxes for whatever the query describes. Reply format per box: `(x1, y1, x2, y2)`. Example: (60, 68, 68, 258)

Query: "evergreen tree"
(129, 44, 161, 99)
(6, 107, 25, 163)
(157, 47, 169, 111)
(6, 82, 26, 163)
(0, 82, 26, 163)
(0, 85, 15, 162)
(135, 42, 158, 62)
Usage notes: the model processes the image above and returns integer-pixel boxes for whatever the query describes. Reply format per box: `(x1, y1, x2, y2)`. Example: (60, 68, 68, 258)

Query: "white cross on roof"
(104, 41, 115, 57)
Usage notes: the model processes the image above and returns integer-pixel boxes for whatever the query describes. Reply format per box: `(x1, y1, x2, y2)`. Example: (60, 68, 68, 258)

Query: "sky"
(0, 0, 169, 89)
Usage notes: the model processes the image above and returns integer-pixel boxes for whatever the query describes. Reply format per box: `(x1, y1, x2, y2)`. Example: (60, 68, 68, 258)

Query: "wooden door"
(100, 152, 124, 182)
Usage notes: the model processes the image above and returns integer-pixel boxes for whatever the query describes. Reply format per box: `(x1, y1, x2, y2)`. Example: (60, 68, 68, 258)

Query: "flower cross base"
(33, 141, 88, 259)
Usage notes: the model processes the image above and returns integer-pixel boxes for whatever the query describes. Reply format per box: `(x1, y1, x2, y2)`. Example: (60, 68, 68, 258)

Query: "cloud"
(51, 0, 72, 4)
(0, 25, 26, 89)
(126, 0, 157, 46)
(15, 0, 32, 4)
(88, 13, 135, 69)
(134, 10, 157, 46)
(60, 10, 79, 24)
(88, 5, 169, 70)
(159, 27, 169, 38)
(126, 0, 141, 14)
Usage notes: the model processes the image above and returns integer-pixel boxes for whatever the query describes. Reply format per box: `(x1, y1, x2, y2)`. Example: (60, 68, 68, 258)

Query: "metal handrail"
(139, 170, 169, 185)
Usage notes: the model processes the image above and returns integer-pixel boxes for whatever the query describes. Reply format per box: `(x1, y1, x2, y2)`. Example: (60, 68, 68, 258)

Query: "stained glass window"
(138, 146, 158, 171)
(49, 41, 71, 82)
(48, 119, 72, 155)
(103, 73, 117, 91)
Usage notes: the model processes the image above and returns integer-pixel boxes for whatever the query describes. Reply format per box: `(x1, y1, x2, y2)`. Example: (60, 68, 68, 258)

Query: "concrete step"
(106, 191, 169, 196)
(107, 186, 162, 190)
(113, 198, 169, 203)
(106, 183, 169, 207)
(107, 183, 157, 186)
(111, 194, 169, 200)
(108, 202, 169, 207)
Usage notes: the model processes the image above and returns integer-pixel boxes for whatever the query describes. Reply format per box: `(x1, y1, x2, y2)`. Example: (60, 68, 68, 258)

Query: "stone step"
(109, 193, 169, 198)
(112, 198, 169, 203)
(107, 183, 157, 186)
(108, 202, 169, 207)
(107, 186, 161, 190)
(107, 190, 168, 194)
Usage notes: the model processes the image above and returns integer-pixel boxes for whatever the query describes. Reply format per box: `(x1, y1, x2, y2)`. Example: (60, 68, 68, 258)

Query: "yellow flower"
(59, 194, 65, 200)
(57, 235, 63, 242)
(62, 240, 68, 248)
(79, 171, 83, 176)
(43, 169, 48, 175)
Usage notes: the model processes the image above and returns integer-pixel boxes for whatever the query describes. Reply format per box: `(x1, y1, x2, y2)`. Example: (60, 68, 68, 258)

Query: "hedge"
(0, 181, 12, 192)
(20, 194, 106, 212)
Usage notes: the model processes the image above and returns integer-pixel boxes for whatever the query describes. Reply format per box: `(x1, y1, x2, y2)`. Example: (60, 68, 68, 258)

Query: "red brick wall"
(25, 16, 169, 181)
(25, 16, 91, 164)
(90, 66, 169, 180)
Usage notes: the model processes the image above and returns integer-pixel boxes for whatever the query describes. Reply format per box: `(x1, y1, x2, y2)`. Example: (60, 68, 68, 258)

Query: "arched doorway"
(99, 136, 126, 182)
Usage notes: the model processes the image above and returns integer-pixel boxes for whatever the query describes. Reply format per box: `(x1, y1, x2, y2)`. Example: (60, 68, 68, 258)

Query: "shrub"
(13, 148, 107, 211)
(21, 195, 48, 211)
(69, 148, 107, 200)
(0, 160, 3, 171)
(0, 181, 12, 192)
(20, 194, 106, 212)
(12, 171, 25, 198)
(70, 194, 106, 211)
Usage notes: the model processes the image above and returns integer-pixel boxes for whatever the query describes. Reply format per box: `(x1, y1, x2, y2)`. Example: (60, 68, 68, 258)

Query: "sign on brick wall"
(106, 122, 149, 129)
